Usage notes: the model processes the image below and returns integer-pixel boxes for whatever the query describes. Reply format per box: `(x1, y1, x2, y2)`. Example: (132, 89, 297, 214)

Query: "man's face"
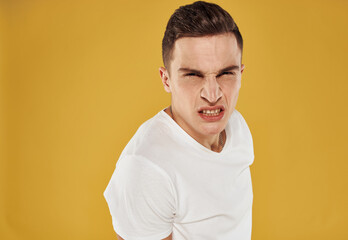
(160, 33, 244, 140)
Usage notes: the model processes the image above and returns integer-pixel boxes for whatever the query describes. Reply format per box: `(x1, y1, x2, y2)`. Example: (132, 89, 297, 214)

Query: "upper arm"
(104, 155, 176, 240)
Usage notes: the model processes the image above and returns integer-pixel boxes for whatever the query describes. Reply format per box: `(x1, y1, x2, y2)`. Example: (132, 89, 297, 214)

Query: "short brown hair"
(162, 1, 243, 70)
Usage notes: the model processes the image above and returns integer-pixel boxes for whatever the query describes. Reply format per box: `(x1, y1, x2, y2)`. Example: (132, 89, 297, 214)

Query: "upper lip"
(198, 105, 225, 113)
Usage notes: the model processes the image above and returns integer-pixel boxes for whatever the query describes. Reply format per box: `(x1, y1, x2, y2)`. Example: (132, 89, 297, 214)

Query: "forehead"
(170, 33, 241, 73)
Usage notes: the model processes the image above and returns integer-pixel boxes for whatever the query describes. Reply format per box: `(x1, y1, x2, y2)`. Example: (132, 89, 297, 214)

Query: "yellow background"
(1, 0, 347, 239)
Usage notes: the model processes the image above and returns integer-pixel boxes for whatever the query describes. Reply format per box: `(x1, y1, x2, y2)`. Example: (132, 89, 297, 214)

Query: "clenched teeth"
(202, 109, 221, 116)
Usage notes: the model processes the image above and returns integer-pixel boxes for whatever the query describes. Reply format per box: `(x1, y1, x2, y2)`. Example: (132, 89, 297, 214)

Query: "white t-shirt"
(104, 109, 254, 240)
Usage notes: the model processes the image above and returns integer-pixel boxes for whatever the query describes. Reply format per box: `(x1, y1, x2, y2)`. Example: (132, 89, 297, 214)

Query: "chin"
(200, 123, 226, 135)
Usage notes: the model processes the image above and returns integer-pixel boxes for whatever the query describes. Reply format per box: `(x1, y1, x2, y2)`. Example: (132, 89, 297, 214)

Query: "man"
(104, 1, 254, 239)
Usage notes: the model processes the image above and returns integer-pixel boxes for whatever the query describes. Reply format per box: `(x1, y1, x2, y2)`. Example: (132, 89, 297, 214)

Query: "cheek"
(222, 80, 241, 106)
(171, 85, 194, 110)
(175, 81, 201, 99)
(222, 79, 240, 94)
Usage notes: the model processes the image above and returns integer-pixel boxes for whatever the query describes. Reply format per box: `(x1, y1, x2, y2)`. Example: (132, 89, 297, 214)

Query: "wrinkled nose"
(201, 76, 222, 104)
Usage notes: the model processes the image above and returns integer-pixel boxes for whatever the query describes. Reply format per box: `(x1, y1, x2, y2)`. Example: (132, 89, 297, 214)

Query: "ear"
(159, 67, 171, 93)
(241, 64, 245, 74)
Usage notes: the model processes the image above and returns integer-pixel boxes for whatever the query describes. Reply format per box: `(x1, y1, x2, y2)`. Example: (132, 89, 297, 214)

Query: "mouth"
(198, 106, 225, 121)
(199, 108, 223, 116)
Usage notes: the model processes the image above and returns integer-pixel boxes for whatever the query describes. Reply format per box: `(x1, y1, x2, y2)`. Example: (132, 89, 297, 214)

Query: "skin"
(159, 33, 244, 152)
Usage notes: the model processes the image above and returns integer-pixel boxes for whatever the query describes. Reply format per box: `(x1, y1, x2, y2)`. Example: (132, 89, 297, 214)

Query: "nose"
(200, 75, 222, 104)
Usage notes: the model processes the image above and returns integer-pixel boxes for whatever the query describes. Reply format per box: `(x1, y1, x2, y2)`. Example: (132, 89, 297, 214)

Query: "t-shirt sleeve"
(103, 155, 176, 240)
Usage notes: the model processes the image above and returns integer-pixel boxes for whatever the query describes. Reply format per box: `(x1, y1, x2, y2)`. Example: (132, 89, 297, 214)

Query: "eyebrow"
(178, 65, 240, 75)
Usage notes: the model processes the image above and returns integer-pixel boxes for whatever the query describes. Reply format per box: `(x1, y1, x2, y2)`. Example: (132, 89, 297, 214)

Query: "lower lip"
(198, 110, 225, 122)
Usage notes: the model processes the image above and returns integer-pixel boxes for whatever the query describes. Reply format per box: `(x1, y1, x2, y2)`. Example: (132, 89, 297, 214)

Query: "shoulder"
(230, 109, 253, 139)
(229, 109, 254, 162)
(123, 111, 171, 151)
(230, 109, 247, 124)
(120, 111, 178, 166)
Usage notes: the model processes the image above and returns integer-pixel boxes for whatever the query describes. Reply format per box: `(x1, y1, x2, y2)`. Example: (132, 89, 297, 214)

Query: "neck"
(165, 107, 226, 153)
(201, 130, 225, 152)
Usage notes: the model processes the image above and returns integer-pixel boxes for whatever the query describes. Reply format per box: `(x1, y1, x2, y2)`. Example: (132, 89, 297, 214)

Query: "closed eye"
(217, 71, 235, 77)
(185, 73, 202, 77)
